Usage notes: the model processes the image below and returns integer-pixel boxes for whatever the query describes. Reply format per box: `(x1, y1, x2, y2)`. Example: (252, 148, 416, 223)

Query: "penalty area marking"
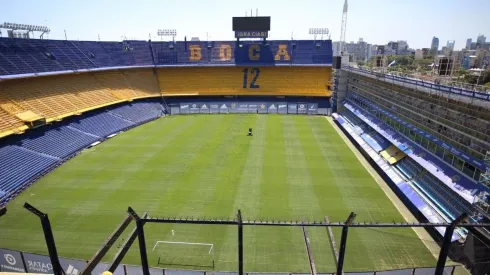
(325, 116, 440, 259)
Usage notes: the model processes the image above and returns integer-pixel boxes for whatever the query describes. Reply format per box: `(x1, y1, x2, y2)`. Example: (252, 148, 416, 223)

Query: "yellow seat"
(380, 145, 406, 164)
(0, 69, 163, 138)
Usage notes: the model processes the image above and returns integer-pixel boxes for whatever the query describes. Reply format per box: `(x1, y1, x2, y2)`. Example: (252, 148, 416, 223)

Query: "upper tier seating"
(71, 41, 115, 67)
(0, 38, 333, 76)
(0, 38, 156, 74)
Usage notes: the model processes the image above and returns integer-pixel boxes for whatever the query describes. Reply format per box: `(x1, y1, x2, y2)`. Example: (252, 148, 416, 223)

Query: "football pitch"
(0, 115, 436, 273)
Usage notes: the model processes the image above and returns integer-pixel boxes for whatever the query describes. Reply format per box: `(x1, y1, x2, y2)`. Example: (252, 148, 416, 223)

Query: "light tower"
(339, 0, 348, 56)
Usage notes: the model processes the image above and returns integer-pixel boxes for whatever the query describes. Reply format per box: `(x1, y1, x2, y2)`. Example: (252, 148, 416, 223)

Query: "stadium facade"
(334, 66, 490, 274)
(0, 34, 489, 274)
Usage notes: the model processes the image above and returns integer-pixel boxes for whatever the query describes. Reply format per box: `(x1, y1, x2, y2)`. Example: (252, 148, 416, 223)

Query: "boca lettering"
(249, 45, 260, 60)
(219, 44, 231, 61)
(189, 45, 201, 61)
(275, 44, 290, 60)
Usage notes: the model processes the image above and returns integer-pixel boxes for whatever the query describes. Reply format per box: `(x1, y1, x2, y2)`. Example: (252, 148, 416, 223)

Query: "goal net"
(152, 241, 215, 268)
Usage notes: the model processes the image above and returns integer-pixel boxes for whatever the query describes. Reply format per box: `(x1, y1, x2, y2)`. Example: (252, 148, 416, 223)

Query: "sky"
(0, 0, 489, 50)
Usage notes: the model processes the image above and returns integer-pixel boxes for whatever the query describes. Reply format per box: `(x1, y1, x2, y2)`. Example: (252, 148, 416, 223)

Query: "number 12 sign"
(242, 68, 260, 89)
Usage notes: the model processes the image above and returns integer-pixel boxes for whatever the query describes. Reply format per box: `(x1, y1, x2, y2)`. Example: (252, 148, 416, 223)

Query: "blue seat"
(69, 111, 135, 137)
(0, 145, 59, 200)
(395, 158, 475, 219)
(19, 126, 99, 158)
(109, 101, 165, 124)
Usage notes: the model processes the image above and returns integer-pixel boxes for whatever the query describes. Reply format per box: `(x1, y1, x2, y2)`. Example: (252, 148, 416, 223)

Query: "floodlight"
(0, 22, 50, 33)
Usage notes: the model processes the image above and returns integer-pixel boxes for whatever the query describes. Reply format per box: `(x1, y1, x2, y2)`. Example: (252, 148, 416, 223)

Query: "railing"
(343, 66, 490, 102)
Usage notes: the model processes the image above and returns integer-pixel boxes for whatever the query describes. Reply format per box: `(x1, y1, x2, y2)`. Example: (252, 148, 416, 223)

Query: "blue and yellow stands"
(380, 145, 406, 164)
(158, 67, 332, 97)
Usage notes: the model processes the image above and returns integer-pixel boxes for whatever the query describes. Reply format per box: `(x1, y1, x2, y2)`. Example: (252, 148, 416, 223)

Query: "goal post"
(152, 241, 215, 268)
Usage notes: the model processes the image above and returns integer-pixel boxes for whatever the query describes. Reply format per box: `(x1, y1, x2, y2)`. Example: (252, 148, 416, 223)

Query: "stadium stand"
(361, 131, 390, 152)
(0, 98, 165, 203)
(0, 69, 163, 138)
(0, 108, 25, 134)
(158, 66, 332, 97)
(333, 111, 464, 242)
(100, 42, 136, 66)
(380, 145, 406, 164)
(71, 41, 115, 67)
(349, 74, 490, 160)
(68, 111, 135, 138)
(395, 157, 475, 219)
(124, 41, 154, 65)
(0, 145, 59, 200)
(94, 71, 138, 99)
(18, 125, 99, 158)
(109, 101, 166, 124)
(121, 69, 161, 97)
(345, 90, 488, 183)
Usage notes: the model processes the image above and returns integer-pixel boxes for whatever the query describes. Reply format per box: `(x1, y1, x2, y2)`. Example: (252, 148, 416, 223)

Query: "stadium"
(0, 9, 490, 275)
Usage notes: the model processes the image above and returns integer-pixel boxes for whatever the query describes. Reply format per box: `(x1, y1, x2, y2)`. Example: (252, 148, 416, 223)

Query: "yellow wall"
(158, 67, 332, 97)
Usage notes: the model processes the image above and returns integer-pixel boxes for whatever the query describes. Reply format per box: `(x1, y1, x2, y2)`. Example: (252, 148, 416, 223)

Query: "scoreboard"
(232, 16, 270, 38)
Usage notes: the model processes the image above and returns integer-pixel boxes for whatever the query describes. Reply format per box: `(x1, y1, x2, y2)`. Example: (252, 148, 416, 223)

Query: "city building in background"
(466, 38, 472, 49)
(430, 36, 439, 54)
(446, 40, 455, 51)
(477, 34, 486, 48)
(343, 38, 370, 62)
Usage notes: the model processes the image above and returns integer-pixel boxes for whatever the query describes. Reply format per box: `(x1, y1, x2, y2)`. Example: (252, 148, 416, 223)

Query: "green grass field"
(0, 115, 436, 273)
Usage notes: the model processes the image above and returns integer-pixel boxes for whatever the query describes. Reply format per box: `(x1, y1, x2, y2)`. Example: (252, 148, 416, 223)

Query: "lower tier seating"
(395, 157, 475, 219)
(19, 126, 99, 158)
(0, 99, 165, 203)
(0, 145, 59, 199)
(69, 111, 135, 137)
(109, 101, 165, 124)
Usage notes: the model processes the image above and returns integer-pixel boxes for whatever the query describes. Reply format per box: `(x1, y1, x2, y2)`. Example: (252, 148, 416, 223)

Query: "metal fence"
(4, 204, 490, 275)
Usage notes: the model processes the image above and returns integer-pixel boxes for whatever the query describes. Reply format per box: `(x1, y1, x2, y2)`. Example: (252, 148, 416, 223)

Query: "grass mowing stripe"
(282, 116, 326, 272)
(251, 115, 308, 273)
(192, 115, 257, 271)
(231, 115, 266, 272)
(292, 116, 339, 272)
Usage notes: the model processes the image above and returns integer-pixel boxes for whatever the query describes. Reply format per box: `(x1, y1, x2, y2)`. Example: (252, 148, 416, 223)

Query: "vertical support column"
(128, 207, 150, 275)
(237, 209, 244, 275)
(434, 213, 467, 275)
(334, 68, 349, 113)
(336, 212, 356, 275)
(24, 203, 64, 275)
